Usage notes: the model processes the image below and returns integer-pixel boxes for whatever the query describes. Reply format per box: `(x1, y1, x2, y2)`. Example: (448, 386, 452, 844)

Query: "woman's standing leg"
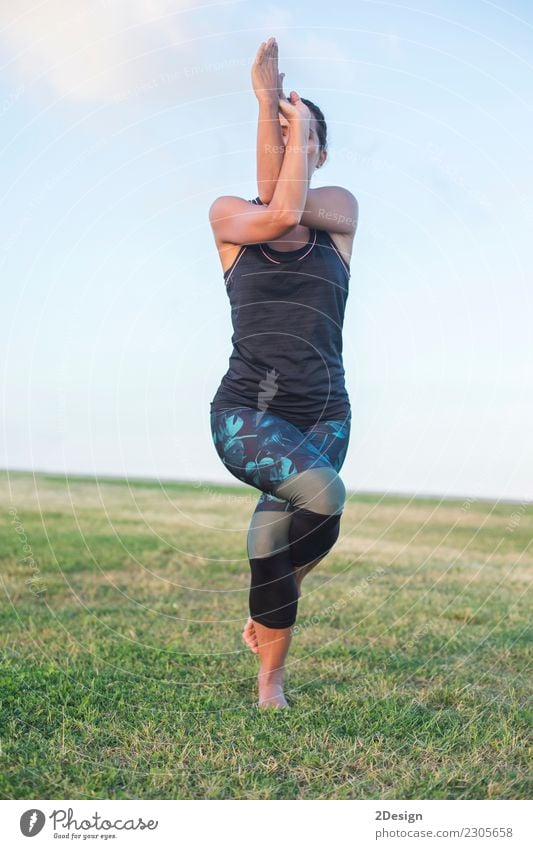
(241, 497, 293, 703)
(247, 508, 298, 708)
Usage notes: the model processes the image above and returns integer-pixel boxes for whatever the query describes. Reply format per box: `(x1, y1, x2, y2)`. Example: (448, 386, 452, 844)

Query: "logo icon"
(257, 367, 279, 422)
(20, 809, 45, 837)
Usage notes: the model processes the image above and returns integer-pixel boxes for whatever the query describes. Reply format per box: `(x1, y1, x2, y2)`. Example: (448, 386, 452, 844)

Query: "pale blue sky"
(1, 0, 532, 501)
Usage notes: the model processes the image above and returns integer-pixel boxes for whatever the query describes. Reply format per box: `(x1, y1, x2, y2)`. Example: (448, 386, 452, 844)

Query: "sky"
(1, 0, 532, 502)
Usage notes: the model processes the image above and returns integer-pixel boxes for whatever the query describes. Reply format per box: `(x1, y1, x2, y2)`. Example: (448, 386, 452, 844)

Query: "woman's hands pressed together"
(251, 36, 286, 105)
(278, 90, 311, 130)
(251, 36, 310, 207)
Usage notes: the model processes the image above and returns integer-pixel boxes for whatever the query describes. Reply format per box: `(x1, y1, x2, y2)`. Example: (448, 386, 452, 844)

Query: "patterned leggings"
(210, 405, 351, 628)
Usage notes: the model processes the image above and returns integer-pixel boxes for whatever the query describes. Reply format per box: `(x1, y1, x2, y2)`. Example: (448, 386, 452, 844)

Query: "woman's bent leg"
(272, 466, 347, 568)
(281, 417, 351, 571)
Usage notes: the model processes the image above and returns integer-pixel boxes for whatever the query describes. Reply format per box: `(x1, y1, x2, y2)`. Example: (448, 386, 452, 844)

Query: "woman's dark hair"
(300, 97, 328, 155)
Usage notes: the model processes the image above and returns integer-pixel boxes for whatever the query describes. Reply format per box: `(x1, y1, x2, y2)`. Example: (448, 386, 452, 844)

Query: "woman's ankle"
(258, 666, 285, 684)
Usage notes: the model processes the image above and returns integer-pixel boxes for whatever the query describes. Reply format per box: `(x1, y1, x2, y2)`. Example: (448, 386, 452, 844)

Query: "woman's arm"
(251, 41, 358, 235)
(300, 186, 359, 234)
(250, 186, 359, 236)
(209, 93, 310, 245)
(251, 37, 286, 204)
(256, 99, 285, 203)
(272, 93, 310, 220)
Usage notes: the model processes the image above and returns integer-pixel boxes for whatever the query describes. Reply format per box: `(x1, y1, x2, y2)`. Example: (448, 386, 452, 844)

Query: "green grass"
(1, 470, 531, 799)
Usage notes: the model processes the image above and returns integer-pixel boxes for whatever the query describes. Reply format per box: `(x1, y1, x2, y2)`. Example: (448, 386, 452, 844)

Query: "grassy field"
(1, 469, 531, 800)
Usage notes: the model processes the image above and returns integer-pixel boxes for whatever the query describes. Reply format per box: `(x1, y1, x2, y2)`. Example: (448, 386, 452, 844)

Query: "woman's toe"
(242, 618, 259, 653)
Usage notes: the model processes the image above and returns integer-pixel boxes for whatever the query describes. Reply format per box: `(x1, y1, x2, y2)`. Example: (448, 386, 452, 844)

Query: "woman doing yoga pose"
(209, 37, 359, 708)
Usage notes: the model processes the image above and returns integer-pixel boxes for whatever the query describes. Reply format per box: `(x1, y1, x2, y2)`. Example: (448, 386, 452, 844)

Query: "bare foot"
(257, 671, 289, 709)
(243, 573, 304, 655)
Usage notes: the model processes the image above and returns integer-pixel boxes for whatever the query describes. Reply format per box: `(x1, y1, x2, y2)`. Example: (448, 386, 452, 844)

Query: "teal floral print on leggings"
(210, 406, 351, 505)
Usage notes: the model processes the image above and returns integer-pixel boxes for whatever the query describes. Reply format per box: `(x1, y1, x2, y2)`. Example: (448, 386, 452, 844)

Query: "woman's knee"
(272, 466, 346, 515)
(247, 510, 292, 559)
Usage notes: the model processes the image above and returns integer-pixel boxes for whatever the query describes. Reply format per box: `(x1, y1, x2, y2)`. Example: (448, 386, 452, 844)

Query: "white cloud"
(0, 2, 362, 107)
(0, 0, 198, 101)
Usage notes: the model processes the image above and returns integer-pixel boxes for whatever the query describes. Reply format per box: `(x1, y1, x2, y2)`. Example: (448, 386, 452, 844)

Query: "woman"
(209, 37, 358, 708)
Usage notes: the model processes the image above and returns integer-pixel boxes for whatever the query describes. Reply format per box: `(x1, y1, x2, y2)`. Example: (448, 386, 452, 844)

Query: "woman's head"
(301, 98, 327, 164)
(278, 97, 328, 175)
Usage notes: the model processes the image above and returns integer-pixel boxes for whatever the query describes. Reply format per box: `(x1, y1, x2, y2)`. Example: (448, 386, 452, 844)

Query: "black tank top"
(211, 200, 352, 428)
